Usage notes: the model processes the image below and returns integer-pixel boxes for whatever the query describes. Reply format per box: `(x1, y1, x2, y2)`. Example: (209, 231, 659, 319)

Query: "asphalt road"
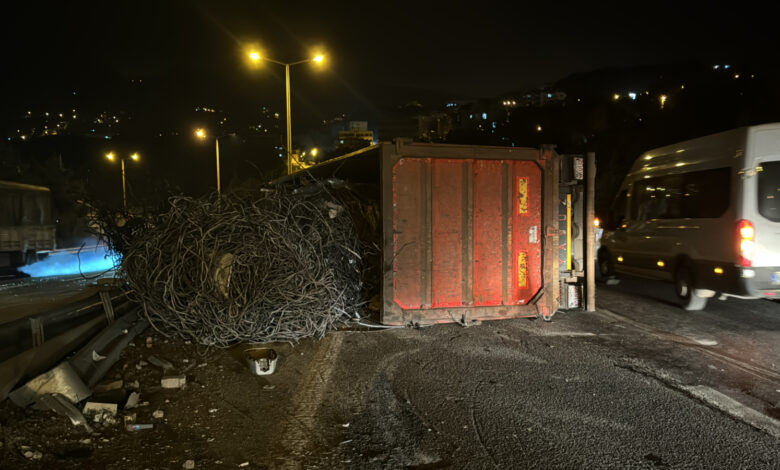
(2, 275, 779, 469)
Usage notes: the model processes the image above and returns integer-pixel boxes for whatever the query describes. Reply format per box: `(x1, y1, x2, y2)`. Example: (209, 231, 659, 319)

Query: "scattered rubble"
(183, 459, 196, 469)
(153, 409, 164, 419)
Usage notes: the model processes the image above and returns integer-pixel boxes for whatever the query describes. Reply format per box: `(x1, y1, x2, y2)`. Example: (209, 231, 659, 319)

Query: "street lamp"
(195, 128, 221, 195)
(247, 49, 326, 175)
(106, 151, 139, 210)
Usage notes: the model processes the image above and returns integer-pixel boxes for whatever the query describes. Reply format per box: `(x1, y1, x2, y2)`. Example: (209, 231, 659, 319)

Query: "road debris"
(246, 348, 277, 375)
(83, 402, 118, 416)
(161, 375, 187, 389)
(148, 355, 175, 371)
(125, 391, 140, 409)
(9, 362, 90, 407)
(94, 380, 123, 392)
(153, 409, 164, 419)
(183, 460, 196, 469)
(38, 393, 93, 432)
(126, 423, 153, 431)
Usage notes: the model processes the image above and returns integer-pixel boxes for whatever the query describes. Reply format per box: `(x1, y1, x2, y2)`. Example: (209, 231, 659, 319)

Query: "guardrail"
(0, 279, 136, 401)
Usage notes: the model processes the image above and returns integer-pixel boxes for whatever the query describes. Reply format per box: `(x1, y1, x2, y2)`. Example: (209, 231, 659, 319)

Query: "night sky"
(4, 1, 775, 113)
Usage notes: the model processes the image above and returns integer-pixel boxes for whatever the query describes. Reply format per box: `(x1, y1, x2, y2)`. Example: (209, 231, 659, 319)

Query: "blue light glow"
(481, 113, 487, 120)
(20, 242, 119, 278)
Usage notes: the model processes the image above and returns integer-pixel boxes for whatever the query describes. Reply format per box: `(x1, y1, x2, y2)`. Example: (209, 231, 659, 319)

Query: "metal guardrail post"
(30, 318, 44, 347)
(99, 291, 116, 324)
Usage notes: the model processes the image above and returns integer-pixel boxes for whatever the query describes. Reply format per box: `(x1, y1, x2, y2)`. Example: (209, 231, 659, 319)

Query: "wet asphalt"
(289, 312, 780, 469)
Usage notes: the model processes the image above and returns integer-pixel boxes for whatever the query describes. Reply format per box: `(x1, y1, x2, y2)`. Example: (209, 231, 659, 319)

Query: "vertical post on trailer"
(585, 152, 596, 312)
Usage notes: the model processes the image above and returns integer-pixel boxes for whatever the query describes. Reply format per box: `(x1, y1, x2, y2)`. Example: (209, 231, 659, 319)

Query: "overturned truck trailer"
(283, 139, 595, 325)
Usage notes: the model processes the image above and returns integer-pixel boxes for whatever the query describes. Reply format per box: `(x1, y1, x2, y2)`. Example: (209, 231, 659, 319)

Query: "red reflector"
(766, 292, 777, 297)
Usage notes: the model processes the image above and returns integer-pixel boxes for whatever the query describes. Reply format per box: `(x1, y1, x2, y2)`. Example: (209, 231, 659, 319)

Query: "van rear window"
(758, 161, 780, 222)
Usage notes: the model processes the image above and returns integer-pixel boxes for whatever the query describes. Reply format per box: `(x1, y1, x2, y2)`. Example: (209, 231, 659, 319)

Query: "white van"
(598, 123, 780, 310)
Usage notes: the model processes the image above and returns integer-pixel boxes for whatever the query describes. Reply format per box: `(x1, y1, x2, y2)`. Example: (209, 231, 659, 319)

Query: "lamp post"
(106, 151, 139, 210)
(195, 128, 221, 195)
(248, 51, 325, 175)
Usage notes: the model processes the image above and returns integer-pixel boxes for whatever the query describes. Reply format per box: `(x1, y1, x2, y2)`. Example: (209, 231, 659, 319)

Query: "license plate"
(772, 272, 780, 285)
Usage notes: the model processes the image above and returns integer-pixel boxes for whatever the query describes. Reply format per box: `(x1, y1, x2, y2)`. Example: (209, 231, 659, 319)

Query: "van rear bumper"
(740, 266, 780, 298)
(693, 262, 780, 298)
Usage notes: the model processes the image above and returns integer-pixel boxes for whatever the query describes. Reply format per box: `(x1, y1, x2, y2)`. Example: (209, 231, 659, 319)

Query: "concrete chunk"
(161, 375, 186, 389)
(83, 402, 118, 416)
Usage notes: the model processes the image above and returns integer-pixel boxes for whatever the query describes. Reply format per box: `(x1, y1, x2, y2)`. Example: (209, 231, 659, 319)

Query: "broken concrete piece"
(92, 350, 107, 362)
(148, 355, 174, 371)
(183, 460, 195, 469)
(152, 409, 164, 419)
(83, 402, 118, 416)
(9, 362, 91, 407)
(161, 375, 186, 389)
(123, 413, 136, 425)
(125, 391, 140, 409)
(39, 394, 93, 433)
(94, 380, 123, 393)
(146, 337, 153, 348)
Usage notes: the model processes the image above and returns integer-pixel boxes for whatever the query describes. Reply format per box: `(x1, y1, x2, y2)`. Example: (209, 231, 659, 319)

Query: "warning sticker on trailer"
(518, 252, 528, 288)
(517, 177, 528, 214)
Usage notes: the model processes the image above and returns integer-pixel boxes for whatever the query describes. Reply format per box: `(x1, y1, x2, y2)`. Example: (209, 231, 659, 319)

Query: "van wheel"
(597, 249, 615, 278)
(674, 266, 707, 311)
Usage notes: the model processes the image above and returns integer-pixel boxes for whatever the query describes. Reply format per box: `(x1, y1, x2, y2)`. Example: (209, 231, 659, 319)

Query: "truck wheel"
(674, 266, 707, 311)
(597, 248, 615, 278)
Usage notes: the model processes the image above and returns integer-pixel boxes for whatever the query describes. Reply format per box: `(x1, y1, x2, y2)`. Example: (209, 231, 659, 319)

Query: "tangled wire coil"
(113, 181, 372, 346)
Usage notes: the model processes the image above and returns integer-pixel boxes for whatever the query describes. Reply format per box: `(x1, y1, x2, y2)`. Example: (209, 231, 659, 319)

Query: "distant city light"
(724, 64, 731, 69)
(536, 124, 542, 132)
(659, 95, 668, 109)
(481, 112, 487, 120)
(713, 65, 720, 70)
(613, 93, 620, 101)
(734, 73, 740, 79)
(547, 93, 552, 98)
(628, 92, 637, 100)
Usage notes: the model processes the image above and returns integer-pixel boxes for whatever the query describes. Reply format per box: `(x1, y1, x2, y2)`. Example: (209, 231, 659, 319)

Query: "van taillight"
(737, 219, 755, 267)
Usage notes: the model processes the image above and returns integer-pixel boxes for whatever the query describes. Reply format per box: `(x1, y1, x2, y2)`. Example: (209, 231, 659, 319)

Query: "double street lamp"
(105, 151, 139, 210)
(247, 50, 326, 175)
